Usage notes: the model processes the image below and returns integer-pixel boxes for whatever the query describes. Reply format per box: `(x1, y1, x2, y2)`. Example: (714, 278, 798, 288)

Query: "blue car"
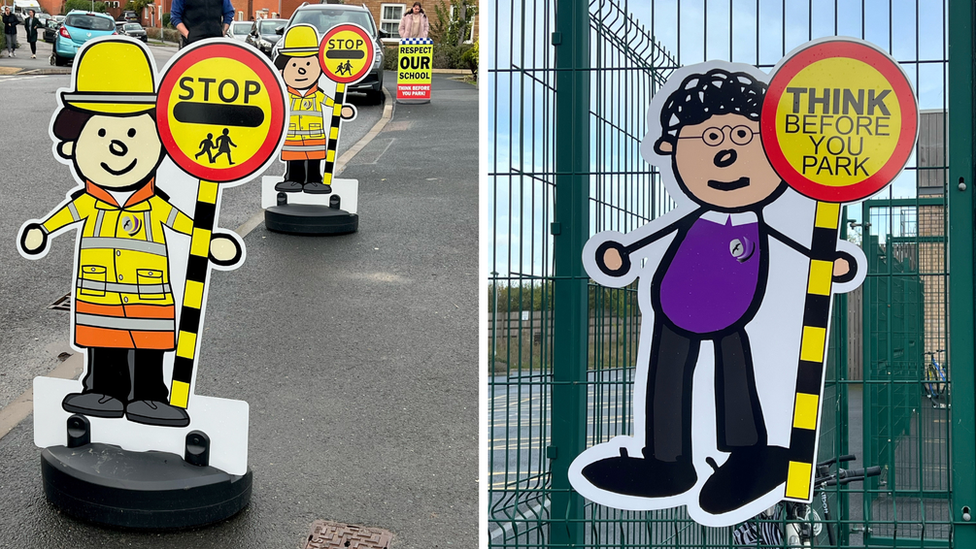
(51, 10, 117, 67)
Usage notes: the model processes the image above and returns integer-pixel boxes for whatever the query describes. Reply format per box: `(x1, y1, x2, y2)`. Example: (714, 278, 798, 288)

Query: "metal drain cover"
(304, 520, 393, 549)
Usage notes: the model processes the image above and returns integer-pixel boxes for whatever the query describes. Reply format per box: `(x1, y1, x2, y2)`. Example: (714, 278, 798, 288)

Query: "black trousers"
(285, 159, 323, 185)
(28, 40, 35, 54)
(81, 347, 169, 403)
(643, 321, 767, 462)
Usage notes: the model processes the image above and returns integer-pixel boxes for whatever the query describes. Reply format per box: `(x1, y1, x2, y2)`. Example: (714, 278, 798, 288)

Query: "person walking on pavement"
(24, 9, 41, 58)
(2, 6, 18, 57)
(398, 2, 429, 39)
(171, 0, 234, 46)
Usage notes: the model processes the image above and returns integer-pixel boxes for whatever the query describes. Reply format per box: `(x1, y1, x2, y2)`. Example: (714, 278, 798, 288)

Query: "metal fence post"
(550, 0, 590, 545)
(948, 0, 976, 546)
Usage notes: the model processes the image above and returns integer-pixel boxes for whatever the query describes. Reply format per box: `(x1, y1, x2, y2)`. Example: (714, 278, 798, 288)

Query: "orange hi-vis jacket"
(40, 180, 194, 350)
(282, 84, 337, 161)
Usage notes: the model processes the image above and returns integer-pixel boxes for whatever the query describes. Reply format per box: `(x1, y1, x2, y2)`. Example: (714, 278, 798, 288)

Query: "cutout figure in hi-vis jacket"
(274, 24, 355, 195)
(568, 63, 865, 523)
(17, 39, 241, 428)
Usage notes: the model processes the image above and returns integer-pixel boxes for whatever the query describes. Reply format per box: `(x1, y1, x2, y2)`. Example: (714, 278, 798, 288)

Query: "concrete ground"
(0, 68, 478, 548)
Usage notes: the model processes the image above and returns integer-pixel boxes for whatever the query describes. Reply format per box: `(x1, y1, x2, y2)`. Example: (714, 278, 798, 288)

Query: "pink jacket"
(398, 12, 429, 39)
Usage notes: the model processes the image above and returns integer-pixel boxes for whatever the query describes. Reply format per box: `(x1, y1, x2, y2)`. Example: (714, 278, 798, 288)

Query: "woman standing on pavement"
(2, 6, 18, 57)
(398, 2, 429, 39)
(24, 9, 41, 59)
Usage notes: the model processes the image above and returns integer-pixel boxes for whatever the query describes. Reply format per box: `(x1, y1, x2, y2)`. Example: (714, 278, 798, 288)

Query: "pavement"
(0, 65, 478, 549)
(0, 25, 178, 73)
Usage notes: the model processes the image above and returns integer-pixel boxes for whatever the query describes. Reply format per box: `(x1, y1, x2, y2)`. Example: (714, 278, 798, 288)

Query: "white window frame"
(379, 3, 404, 44)
(449, 4, 475, 44)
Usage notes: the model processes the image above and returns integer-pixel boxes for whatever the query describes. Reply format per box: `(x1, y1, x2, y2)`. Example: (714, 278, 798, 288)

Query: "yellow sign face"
(773, 59, 899, 187)
(319, 24, 375, 84)
(762, 39, 918, 202)
(158, 42, 285, 182)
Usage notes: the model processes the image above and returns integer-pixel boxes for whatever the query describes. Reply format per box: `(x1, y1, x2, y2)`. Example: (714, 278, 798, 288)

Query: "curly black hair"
(655, 68, 766, 152)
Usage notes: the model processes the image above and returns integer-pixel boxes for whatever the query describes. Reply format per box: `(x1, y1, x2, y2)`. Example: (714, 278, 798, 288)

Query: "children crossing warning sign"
(397, 38, 432, 101)
(319, 23, 375, 85)
(157, 42, 286, 183)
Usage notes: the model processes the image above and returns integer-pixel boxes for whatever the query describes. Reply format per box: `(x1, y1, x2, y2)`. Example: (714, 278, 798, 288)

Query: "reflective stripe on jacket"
(282, 85, 336, 161)
(41, 180, 193, 349)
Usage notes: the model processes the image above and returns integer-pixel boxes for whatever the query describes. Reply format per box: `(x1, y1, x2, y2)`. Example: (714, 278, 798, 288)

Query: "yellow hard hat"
(278, 24, 319, 57)
(61, 38, 156, 114)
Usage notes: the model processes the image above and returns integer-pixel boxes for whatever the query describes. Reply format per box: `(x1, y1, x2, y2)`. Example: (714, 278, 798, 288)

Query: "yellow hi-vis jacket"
(40, 180, 193, 350)
(282, 84, 337, 161)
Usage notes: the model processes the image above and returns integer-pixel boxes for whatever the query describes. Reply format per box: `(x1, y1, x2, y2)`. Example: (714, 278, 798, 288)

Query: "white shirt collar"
(700, 210, 758, 226)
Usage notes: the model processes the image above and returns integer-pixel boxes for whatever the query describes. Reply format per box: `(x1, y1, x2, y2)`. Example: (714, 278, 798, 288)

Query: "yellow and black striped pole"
(784, 200, 841, 500)
(321, 83, 346, 188)
(170, 179, 219, 408)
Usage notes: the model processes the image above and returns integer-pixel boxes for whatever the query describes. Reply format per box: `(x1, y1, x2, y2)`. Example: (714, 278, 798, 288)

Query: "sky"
(487, 0, 950, 280)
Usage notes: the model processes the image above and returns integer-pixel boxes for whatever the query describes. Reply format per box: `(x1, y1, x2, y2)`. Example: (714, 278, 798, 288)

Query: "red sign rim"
(760, 39, 918, 203)
(157, 42, 285, 183)
(318, 24, 375, 85)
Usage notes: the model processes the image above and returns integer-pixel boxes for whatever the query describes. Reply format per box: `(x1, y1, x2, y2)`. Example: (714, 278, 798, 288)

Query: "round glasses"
(679, 125, 759, 147)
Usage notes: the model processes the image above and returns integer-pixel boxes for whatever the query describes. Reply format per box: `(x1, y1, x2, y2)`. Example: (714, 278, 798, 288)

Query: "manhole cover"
(49, 293, 71, 311)
(304, 520, 393, 549)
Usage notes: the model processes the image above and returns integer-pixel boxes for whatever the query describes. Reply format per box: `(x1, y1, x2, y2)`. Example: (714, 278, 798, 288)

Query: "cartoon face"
(68, 113, 161, 189)
(282, 57, 322, 89)
(671, 113, 782, 210)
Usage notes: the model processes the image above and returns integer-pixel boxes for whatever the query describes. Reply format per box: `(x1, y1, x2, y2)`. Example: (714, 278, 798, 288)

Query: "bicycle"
(922, 350, 948, 408)
(733, 455, 882, 547)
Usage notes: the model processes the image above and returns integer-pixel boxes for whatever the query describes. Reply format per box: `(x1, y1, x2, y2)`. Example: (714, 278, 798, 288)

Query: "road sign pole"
(171, 179, 220, 408)
(784, 202, 841, 500)
(322, 83, 346, 189)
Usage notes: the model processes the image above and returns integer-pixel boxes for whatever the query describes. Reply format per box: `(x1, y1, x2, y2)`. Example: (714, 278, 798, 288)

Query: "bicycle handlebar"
(820, 466, 882, 486)
(818, 454, 856, 468)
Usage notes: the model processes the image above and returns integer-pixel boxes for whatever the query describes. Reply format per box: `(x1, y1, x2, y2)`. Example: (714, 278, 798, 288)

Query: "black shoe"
(62, 392, 124, 418)
(580, 447, 697, 497)
(699, 445, 791, 514)
(303, 182, 332, 194)
(125, 400, 190, 427)
(275, 180, 303, 192)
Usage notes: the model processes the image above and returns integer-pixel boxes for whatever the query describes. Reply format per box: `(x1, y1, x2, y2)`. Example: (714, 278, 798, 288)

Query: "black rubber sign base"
(265, 203, 359, 235)
(41, 421, 252, 529)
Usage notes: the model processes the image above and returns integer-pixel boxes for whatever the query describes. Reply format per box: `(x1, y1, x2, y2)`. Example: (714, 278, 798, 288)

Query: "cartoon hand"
(209, 232, 243, 267)
(341, 105, 357, 120)
(832, 251, 856, 283)
(596, 240, 631, 277)
(20, 223, 47, 256)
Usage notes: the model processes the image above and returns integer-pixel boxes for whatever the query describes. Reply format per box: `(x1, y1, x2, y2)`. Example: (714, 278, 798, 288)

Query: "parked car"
(51, 10, 117, 67)
(281, 3, 386, 104)
(43, 15, 64, 43)
(118, 22, 147, 42)
(122, 10, 138, 22)
(226, 20, 251, 41)
(245, 18, 286, 58)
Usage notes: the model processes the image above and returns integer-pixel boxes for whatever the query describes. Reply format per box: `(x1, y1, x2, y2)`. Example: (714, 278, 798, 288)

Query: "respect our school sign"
(397, 38, 433, 101)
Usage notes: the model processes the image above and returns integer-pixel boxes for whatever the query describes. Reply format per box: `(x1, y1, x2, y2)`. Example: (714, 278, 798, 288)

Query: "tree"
(430, 0, 476, 47)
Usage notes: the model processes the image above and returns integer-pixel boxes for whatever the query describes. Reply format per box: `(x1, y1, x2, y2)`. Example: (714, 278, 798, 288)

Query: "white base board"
(261, 176, 359, 214)
(34, 377, 249, 476)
